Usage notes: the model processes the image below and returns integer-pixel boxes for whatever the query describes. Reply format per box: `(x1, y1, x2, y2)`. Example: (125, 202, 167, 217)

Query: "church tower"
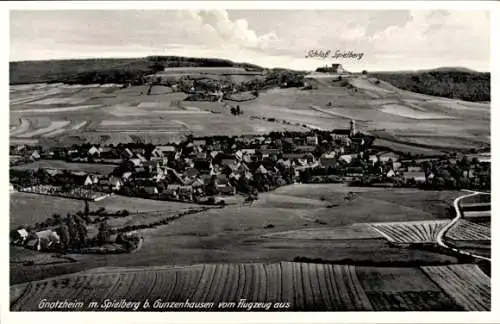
(350, 119, 356, 137)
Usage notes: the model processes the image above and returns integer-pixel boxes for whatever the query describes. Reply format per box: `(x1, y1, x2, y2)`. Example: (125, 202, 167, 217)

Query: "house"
(386, 169, 396, 178)
(339, 154, 356, 164)
(185, 167, 199, 178)
(98, 147, 115, 158)
(136, 153, 147, 163)
(463, 169, 476, 179)
(130, 158, 143, 167)
(33, 230, 60, 251)
(122, 148, 134, 159)
(256, 164, 268, 174)
(108, 176, 123, 191)
(306, 135, 318, 146)
(31, 151, 41, 161)
(320, 152, 337, 167)
(331, 129, 351, 141)
(9, 183, 15, 192)
(165, 184, 180, 199)
(403, 171, 426, 183)
(215, 175, 235, 195)
(240, 149, 256, 155)
(346, 167, 364, 177)
(143, 186, 159, 195)
(130, 148, 145, 155)
(193, 139, 206, 147)
(10, 228, 29, 245)
(258, 148, 280, 157)
(178, 185, 194, 200)
(368, 155, 379, 165)
(194, 158, 213, 174)
(88, 146, 100, 156)
(75, 175, 94, 187)
(392, 162, 402, 170)
(220, 157, 238, 167)
(378, 152, 400, 163)
(295, 146, 316, 153)
(407, 166, 423, 172)
(122, 172, 133, 181)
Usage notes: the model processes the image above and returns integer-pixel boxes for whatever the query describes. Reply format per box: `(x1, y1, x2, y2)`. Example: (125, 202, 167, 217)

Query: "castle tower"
(350, 119, 356, 137)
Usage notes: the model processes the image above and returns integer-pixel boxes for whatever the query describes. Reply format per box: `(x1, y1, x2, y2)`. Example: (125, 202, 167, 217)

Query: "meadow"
(10, 184, 468, 285)
(10, 71, 490, 151)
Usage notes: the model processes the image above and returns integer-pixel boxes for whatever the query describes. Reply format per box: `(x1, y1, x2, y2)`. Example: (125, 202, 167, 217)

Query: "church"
(331, 120, 357, 142)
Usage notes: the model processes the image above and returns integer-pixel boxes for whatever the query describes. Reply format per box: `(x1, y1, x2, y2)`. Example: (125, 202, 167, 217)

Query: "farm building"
(10, 228, 29, 245)
(33, 230, 61, 251)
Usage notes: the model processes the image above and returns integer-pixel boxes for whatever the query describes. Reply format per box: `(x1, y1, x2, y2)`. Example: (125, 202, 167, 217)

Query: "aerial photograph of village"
(8, 8, 491, 312)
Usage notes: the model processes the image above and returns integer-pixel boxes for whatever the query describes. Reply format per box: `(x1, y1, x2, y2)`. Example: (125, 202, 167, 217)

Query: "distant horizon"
(10, 10, 490, 73)
(8, 55, 490, 74)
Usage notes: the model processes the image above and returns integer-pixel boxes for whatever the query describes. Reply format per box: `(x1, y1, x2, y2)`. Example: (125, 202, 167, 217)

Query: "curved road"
(436, 190, 491, 262)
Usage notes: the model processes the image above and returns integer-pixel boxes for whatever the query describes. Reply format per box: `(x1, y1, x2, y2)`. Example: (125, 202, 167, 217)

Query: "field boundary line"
(436, 191, 491, 262)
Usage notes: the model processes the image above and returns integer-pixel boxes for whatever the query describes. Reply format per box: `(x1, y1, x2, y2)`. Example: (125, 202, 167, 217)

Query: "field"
(445, 219, 490, 241)
(10, 71, 490, 151)
(9, 192, 198, 228)
(421, 264, 491, 311)
(10, 262, 489, 311)
(11, 160, 118, 175)
(368, 220, 448, 244)
(11, 184, 465, 285)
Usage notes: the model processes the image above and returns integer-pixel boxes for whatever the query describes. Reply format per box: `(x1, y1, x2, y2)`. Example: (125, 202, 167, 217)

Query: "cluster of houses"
(11, 228, 61, 251)
(10, 120, 491, 202)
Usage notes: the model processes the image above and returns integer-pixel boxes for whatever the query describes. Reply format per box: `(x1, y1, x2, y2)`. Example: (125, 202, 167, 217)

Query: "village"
(10, 120, 491, 202)
(9, 119, 491, 255)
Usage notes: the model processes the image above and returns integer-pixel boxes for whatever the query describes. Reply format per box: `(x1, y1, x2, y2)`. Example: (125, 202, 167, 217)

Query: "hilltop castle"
(315, 64, 344, 74)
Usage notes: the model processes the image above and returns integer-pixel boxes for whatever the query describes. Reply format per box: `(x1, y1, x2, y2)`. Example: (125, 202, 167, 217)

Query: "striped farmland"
(445, 220, 490, 241)
(10, 262, 490, 311)
(369, 220, 449, 244)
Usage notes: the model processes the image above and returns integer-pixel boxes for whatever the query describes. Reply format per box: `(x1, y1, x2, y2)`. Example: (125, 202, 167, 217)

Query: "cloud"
(180, 10, 281, 50)
(9, 10, 490, 71)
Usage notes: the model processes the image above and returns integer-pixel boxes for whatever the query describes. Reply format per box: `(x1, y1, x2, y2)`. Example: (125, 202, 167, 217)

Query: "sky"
(10, 10, 490, 72)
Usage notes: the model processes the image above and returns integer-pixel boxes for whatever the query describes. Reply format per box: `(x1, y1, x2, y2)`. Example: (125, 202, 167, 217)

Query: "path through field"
(436, 191, 491, 261)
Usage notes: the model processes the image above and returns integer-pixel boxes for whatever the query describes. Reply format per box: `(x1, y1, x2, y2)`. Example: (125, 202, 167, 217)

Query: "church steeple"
(350, 119, 356, 137)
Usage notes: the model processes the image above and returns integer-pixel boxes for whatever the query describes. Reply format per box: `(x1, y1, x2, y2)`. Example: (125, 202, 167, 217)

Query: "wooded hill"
(372, 70, 490, 102)
(9, 56, 264, 85)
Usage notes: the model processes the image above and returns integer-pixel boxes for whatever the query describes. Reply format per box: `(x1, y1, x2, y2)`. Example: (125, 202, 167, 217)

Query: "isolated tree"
(66, 214, 79, 247)
(97, 220, 112, 245)
(76, 222, 88, 246)
(236, 105, 241, 115)
(58, 224, 70, 248)
(362, 70, 368, 75)
(84, 200, 90, 216)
